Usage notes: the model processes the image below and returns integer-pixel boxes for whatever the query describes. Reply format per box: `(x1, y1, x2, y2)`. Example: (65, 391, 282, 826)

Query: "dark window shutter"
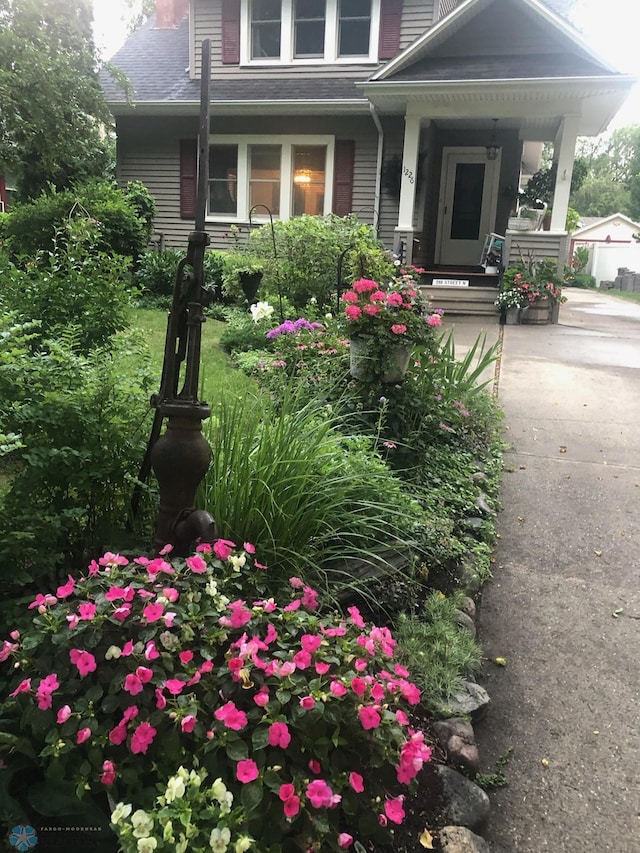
(221, 0, 241, 64)
(378, 0, 403, 60)
(332, 140, 355, 217)
(179, 139, 198, 220)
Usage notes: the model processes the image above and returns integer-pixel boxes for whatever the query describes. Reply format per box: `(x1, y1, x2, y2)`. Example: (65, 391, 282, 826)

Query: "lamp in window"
(486, 118, 500, 161)
(294, 169, 312, 185)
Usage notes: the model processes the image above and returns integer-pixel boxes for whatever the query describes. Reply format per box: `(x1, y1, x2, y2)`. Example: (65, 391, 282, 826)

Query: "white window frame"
(240, 0, 381, 66)
(207, 134, 335, 223)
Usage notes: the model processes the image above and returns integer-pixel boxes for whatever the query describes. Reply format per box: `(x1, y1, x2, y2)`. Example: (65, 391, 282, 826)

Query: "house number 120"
(403, 167, 415, 184)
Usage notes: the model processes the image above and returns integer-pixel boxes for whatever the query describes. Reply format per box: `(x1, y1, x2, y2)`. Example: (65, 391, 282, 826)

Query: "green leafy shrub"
(0, 321, 155, 602)
(4, 179, 152, 259)
(247, 215, 395, 310)
(133, 249, 226, 306)
(0, 217, 131, 352)
(1, 544, 432, 852)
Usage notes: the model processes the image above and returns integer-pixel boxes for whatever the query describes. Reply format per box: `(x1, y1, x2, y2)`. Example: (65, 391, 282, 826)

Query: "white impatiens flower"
(250, 301, 275, 323)
(137, 838, 158, 853)
(110, 802, 132, 824)
(209, 826, 231, 852)
(234, 835, 254, 852)
(165, 774, 186, 803)
(105, 645, 121, 660)
(131, 810, 154, 838)
(228, 553, 246, 572)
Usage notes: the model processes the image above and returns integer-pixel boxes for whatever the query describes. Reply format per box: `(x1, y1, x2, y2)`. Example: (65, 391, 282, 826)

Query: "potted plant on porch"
(501, 261, 566, 325)
(341, 276, 443, 383)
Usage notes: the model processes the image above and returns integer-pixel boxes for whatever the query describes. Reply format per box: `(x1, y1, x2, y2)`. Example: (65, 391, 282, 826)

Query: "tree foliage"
(0, 0, 112, 200)
(571, 126, 640, 219)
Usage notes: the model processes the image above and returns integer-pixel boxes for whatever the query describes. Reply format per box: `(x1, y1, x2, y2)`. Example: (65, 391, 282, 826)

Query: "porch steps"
(420, 266, 501, 288)
(421, 285, 500, 321)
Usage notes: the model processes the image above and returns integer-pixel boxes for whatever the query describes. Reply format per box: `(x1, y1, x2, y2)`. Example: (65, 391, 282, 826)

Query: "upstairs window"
(242, 0, 380, 64)
(338, 0, 371, 57)
(251, 0, 281, 59)
(294, 0, 325, 58)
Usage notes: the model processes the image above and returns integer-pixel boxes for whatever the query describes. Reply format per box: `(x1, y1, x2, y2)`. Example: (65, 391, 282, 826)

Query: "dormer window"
(243, 0, 380, 64)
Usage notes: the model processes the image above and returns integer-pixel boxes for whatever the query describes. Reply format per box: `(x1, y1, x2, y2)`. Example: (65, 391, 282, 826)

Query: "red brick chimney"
(155, 0, 189, 29)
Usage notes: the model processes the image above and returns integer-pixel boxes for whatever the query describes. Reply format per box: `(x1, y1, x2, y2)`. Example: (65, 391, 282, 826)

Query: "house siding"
(116, 113, 381, 251)
(400, 0, 436, 49)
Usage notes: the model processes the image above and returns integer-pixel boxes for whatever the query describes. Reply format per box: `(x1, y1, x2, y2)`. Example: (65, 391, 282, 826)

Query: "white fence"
(589, 243, 640, 286)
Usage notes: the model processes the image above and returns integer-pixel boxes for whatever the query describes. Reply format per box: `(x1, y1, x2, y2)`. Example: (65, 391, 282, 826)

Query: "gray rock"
(471, 471, 488, 485)
(443, 680, 490, 722)
(432, 718, 481, 774)
(459, 596, 477, 619)
(454, 609, 477, 639)
(474, 494, 494, 516)
(439, 825, 491, 853)
(436, 765, 491, 831)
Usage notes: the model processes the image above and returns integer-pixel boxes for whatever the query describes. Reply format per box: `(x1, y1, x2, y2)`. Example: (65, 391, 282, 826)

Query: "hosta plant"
(1, 542, 432, 852)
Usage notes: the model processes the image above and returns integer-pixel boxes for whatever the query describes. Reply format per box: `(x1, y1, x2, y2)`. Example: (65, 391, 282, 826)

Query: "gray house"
(103, 0, 634, 283)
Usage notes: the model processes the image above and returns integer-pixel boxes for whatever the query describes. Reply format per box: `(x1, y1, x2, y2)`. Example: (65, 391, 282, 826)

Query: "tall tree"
(0, 0, 112, 200)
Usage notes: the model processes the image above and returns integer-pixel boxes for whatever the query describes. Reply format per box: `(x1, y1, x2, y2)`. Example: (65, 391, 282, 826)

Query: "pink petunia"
(358, 707, 381, 730)
(236, 759, 259, 783)
(268, 721, 291, 749)
(130, 721, 157, 754)
(69, 649, 97, 677)
(76, 727, 91, 744)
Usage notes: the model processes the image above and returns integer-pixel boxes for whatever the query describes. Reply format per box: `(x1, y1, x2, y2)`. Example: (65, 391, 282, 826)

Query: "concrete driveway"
(475, 289, 640, 852)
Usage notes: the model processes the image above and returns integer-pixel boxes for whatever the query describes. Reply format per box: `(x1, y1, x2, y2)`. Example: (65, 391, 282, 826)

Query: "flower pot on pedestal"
(349, 336, 412, 384)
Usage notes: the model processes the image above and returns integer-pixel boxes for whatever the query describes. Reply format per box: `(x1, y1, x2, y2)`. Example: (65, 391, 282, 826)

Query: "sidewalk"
(470, 289, 640, 852)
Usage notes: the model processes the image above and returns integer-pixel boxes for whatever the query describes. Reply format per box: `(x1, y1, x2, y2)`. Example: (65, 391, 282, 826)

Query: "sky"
(91, 0, 640, 130)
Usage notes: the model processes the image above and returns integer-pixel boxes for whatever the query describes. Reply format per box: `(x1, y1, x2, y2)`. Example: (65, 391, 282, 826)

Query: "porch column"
(394, 113, 423, 263)
(550, 115, 580, 232)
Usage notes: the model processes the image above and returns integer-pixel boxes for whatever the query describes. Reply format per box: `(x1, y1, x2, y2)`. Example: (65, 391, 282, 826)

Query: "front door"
(435, 147, 501, 266)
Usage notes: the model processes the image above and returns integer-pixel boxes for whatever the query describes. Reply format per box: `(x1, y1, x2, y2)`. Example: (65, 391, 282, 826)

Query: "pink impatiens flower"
(181, 714, 197, 733)
(268, 721, 291, 749)
(130, 721, 157, 754)
(306, 779, 341, 809)
(76, 727, 91, 744)
(69, 649, 97, 677)
(349, 771, 364, 793)
(142, 602, 165, 623)
(299, 696, 315, 710)
(358, 706, 381, 730)
(236, 759, 259, 783)
(56, 705, 72, 724)
(100, 760, 116, 785)
(384, 795, 406, 824)
(56, 575, 75, 598)
(214, 701, 248, 731)
(213, 539, 236, 560)
(391, 323, 407, 335)
(10, 678, 31, 697)
(78, 602, 96, 620)
(164, 679, 186, 695)
(186, 555, 207, 574)
(338, 834, 354, 849)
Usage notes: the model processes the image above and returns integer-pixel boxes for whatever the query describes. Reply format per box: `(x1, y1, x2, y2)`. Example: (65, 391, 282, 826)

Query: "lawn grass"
(607, 289, 640, 305)
(128, 307, 259, 408)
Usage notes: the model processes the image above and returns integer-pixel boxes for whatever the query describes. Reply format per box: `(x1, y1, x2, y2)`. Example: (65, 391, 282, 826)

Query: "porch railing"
(504, 230, 570, 275)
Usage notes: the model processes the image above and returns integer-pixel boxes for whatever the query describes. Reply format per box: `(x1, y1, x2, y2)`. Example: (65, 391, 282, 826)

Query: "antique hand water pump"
(135, 40, 217, 555)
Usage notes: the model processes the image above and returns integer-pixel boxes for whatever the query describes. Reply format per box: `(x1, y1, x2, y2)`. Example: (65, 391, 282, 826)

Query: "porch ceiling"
(359, 77, 636, 138)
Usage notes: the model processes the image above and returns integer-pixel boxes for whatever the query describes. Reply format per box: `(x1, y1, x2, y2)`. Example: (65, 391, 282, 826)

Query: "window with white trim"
(208, 136, 334, 221)
(242, 0, 380, 64)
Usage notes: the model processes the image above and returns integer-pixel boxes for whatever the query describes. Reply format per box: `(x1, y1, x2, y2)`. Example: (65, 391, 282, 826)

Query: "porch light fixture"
(486, 119, 500, 161)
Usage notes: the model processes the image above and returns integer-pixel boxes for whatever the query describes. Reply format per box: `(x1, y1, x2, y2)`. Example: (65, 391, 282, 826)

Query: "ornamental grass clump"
(1, 541, 431, 852)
